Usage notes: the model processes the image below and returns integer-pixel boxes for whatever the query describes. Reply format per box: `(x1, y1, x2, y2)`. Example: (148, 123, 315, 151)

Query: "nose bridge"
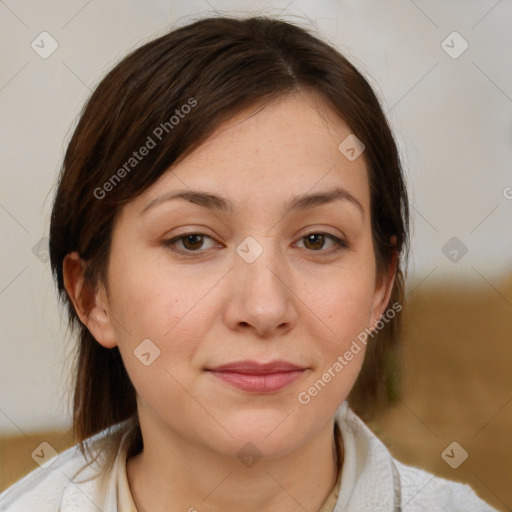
(230, 234, 296, 334)
(235, 235, 286, 291)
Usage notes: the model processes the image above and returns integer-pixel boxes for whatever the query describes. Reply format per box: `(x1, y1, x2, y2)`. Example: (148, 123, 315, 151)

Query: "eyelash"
(162, 232, 348, 257)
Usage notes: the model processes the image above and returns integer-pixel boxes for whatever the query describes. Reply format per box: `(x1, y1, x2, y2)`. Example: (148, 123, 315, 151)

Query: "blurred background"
(0, 0, 510, 510)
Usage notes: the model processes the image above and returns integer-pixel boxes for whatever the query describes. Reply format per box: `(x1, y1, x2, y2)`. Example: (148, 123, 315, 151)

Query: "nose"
(222, 238, 298, 338)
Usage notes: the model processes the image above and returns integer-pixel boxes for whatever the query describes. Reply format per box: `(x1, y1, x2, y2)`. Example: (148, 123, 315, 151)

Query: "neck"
(126, 416, 342, 512)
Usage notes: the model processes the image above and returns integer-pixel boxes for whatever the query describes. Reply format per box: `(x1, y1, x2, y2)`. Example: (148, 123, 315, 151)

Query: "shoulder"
(335, 404, 498, 511)
(0, 421, 132, 512)
(0, 442, 97, 512)
(393, 459, 498, 511)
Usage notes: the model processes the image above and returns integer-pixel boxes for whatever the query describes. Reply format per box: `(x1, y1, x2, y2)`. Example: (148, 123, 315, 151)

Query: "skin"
(64, 89, 396, 512)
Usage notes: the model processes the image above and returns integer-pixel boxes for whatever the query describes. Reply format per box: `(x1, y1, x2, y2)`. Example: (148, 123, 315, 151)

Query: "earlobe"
(62, 252, 118, 349)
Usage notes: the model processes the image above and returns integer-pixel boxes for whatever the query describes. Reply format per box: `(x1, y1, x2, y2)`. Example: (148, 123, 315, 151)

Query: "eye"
(163, 233, 220, 254)
(296, 232, 347, 253)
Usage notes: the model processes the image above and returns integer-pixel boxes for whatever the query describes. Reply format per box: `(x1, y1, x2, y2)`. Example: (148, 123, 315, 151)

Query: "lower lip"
(208, 370, 305, 393)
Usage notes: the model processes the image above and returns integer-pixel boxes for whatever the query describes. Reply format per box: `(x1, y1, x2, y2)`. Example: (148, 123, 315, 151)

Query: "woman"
(0, 15, 497, 512)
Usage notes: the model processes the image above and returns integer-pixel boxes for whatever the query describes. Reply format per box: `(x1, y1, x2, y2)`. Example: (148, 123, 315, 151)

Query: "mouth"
(205, 360, 307, 393)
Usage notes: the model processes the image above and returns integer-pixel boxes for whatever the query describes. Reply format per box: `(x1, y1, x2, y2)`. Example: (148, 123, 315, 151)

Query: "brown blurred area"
(1, 277, 510, 510)
(367, 276, 512, 511)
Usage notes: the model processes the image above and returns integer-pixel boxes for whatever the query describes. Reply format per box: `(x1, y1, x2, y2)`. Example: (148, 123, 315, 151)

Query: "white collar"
(334, 401, 400, 511)
(59, 402, 400, 512)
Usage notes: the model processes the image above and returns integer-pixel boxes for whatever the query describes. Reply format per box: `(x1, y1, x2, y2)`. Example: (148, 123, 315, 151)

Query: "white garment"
(0, 402, 498, 511)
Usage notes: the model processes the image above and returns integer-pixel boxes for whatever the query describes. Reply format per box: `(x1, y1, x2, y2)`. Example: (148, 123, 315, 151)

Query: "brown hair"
(49, 15, 409, 466)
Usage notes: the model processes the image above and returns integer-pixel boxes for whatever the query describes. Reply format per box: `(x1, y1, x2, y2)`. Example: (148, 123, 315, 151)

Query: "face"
(86, 90, 394, 460)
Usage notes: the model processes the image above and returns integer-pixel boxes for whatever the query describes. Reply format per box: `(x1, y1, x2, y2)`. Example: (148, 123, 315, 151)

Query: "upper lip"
(207, 360, 306, 374)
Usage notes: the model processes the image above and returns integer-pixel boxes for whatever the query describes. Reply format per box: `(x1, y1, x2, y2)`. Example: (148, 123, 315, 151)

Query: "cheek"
(108, 254, 219, 339)
(296, 275, 371, 413)
(295, 259, 375, 405)
(106, 257, 226, 392)
(302, 264, 375, 344)
(317, 282, 371, 372)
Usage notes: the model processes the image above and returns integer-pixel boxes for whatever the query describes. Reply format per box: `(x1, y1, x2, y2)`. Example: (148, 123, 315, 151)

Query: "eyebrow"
(140, 186, 364, 217)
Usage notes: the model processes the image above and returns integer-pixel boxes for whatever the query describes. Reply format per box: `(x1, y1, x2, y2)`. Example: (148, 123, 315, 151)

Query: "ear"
(62, 252, 118, 349)
(370, 236, 399, 327)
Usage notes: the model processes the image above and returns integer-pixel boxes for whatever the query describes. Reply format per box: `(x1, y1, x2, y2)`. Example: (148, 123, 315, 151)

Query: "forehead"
(129, 90, 370, 215)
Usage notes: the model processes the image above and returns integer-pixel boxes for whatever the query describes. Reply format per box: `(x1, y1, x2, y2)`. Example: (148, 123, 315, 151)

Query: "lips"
(208, 360, 305, 374)
(206, 360, 307, 393)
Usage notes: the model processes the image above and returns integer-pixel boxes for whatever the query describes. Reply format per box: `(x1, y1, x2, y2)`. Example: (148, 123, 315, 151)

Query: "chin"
(216, 409, 310, 455)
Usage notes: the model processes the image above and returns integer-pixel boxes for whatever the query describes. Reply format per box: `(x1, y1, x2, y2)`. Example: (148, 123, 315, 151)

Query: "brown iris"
(181, 234, 205, 251)
(303, 233, 326, 251)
